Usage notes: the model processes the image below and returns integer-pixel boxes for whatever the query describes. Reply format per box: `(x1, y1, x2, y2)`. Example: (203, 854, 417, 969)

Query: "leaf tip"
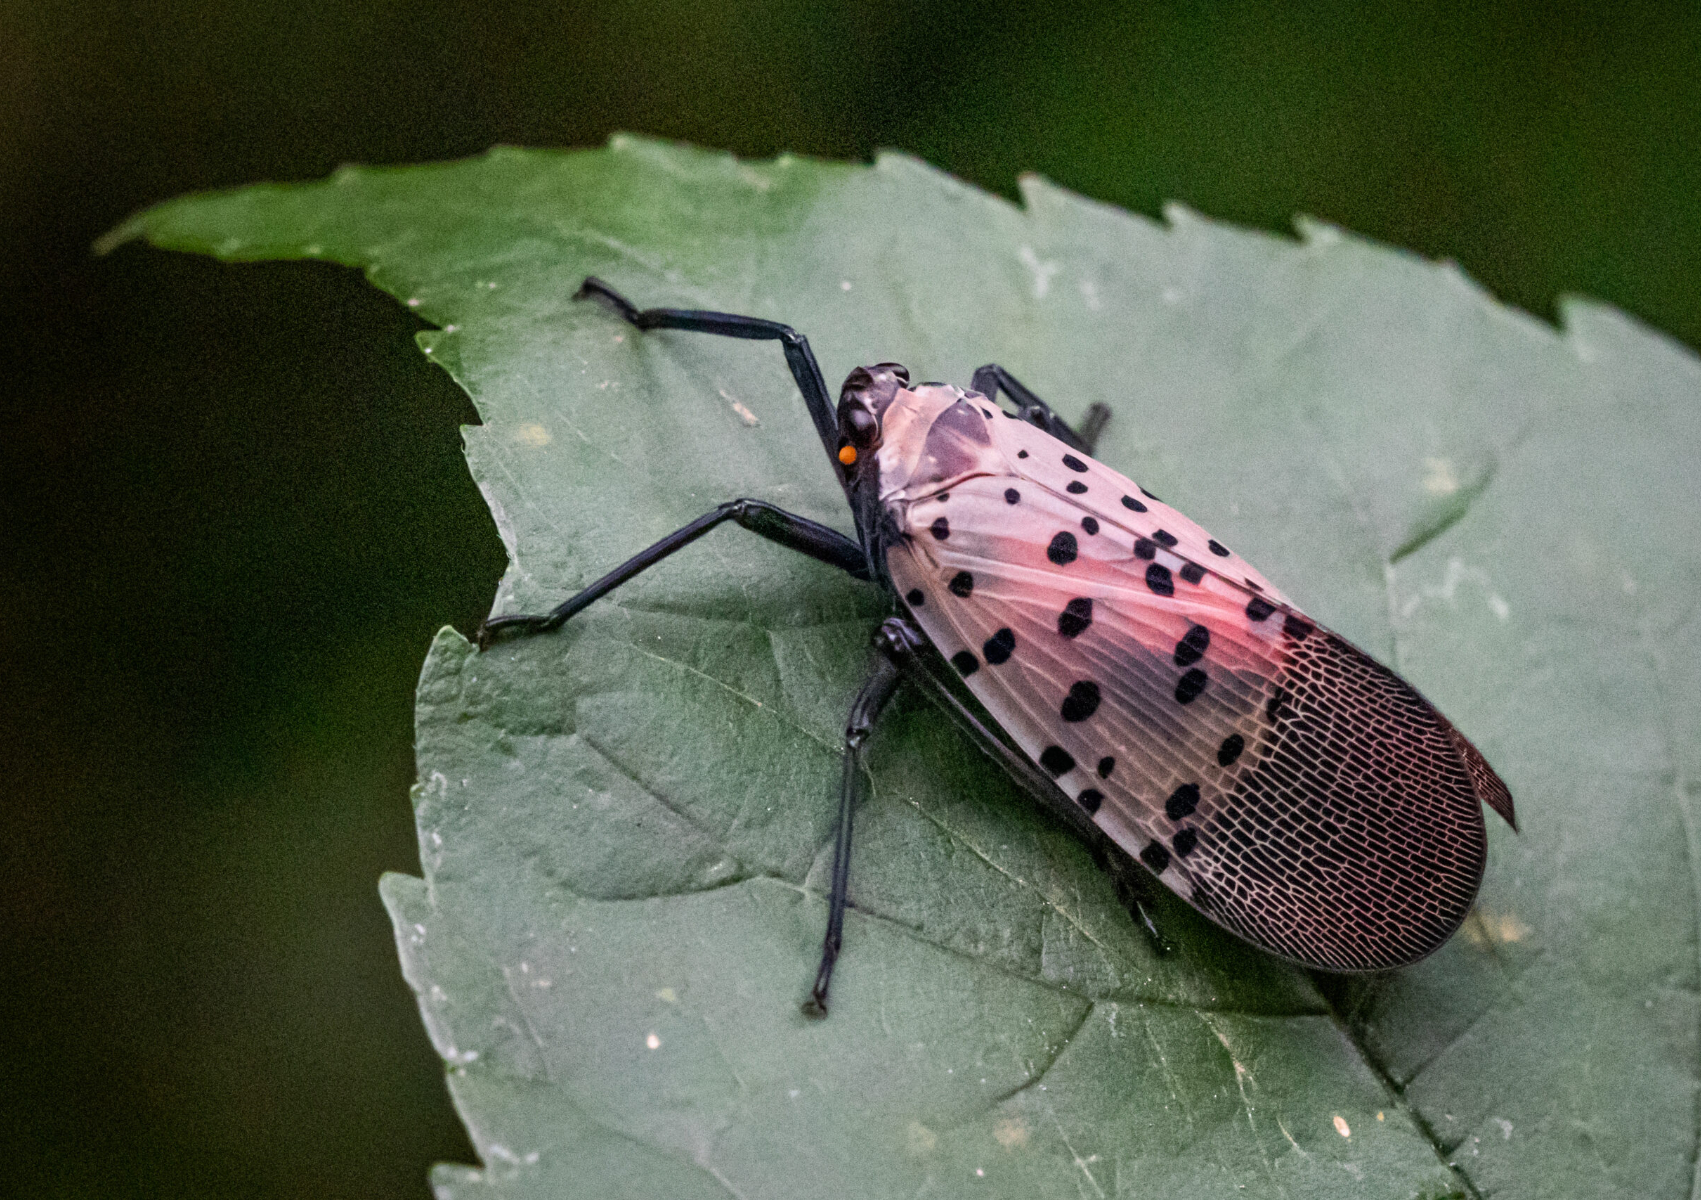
(92, 217, 146, 257)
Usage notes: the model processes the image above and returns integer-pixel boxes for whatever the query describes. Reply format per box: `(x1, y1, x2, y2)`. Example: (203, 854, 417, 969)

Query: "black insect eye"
(842, 405, 880, 448)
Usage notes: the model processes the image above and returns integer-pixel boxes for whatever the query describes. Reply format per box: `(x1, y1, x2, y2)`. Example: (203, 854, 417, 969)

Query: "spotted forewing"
(880, 385, 1515, 971)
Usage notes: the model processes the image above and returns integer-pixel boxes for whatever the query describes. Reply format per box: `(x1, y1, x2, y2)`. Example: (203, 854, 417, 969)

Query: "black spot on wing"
(951, 650, 978, 676)
(1077, 789, 1103, 814)
(930, 517, 950, 540)
(1208, 539, 1231, 557)
(1146, 563, 1174, 595)
(1153, 529, 1178, 547)
(1173, 624, 1210, 666)
(948, 571, 974, 598)
(1062, 454, 1088, 472)
(1134, 538, 1156, 560)
(1060, 681, 1101, 722)
(1141, 842, 1171, 873)
(1179, 562, 1205, 585)
(1005, 488, 1021, 504)
(1166, 783, 1200, 821)
(1246, 596, 1276, 621)
(1121, 495, 1148, 513)
(1172, 828, 1199, 857)
(1048, 531, 1079, 565)
(1097, 756, 1115, 779)
(1175, 668, 1207, 704)
(1067, 481, 1088, 494)
(1081, 516, 1099, 535)
(983, 627, 1016, 664)
(1040, 745, 1076, 776)
(1217, 733, 1245, 766)
(1057, 598, 1093, 638)
(906, 589, 924, 607)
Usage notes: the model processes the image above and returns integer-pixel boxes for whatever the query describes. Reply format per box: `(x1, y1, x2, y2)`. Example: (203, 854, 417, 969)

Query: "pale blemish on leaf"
(1398, 557, 1511, 622)
(1017, 245, 1060, 299)
(1460, 907, 1532, 948)
(1422, 457, 1460, 496)
(720, 390, 760, 426)
(906, 1122, 938, 1154)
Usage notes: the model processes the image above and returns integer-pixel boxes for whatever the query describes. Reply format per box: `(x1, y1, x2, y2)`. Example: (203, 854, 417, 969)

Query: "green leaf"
(116, 136, 1701, 1199)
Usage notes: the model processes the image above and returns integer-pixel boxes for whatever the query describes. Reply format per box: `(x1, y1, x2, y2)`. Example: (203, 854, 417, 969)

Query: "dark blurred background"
(4, 1, 1697, 1196)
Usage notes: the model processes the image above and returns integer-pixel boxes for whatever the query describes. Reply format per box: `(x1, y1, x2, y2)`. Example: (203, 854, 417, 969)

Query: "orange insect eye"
(838, 445, 858, 466)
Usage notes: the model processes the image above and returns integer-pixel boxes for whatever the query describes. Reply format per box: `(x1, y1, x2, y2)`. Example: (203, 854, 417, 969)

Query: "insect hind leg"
(870, 616, 1173, 961)
(970, 363, 1111, 455)
(803, 647, 904, 1019)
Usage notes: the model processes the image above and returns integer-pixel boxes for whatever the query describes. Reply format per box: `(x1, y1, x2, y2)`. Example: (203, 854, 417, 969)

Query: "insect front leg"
(478, 500, 869, 646)
(803, 649, 904, 1019)
(576, 276, 842, 455)
(970, 363, 1111, 455)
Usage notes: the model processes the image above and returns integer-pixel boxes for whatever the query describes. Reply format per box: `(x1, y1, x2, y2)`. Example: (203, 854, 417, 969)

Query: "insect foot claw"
(801, 996, 828, 1020)
(574, 276, 640, 323)
(476, 614, 548, 650)
(1134, 901, 1174, 958)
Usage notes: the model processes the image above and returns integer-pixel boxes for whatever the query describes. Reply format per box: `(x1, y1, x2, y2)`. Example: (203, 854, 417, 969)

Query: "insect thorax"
(874, 385, 1006, 511)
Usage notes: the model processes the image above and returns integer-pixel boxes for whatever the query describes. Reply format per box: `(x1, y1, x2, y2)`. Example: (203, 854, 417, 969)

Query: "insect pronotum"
(481, 277, 1518, 1018)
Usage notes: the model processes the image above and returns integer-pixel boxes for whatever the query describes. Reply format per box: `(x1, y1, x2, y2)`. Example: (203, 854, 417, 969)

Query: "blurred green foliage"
(3, 1, 1698, 1198)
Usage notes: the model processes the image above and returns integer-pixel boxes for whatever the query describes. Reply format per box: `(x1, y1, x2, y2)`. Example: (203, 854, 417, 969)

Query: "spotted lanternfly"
(482, 277, 1518, 1018)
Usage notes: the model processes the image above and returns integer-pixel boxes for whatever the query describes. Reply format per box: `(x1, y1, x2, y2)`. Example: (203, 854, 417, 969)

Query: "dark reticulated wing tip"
(1440, 715, 1518, 832)
(1194, 630, 1495, 973)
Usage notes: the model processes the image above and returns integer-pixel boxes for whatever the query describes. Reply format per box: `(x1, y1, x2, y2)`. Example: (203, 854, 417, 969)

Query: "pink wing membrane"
(886, 480, 1281, 939)
(882, 391, 1510, 971)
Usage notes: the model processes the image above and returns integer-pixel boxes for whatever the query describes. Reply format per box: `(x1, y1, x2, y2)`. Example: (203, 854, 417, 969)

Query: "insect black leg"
(970, 363, 1111, 456)
(576, 276, 841, 456)
(871, 616, 1173, 959)
(803, 649, 904, 1019)
(1116, 869, 1175, 958)
(478, 499, 868, 647)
